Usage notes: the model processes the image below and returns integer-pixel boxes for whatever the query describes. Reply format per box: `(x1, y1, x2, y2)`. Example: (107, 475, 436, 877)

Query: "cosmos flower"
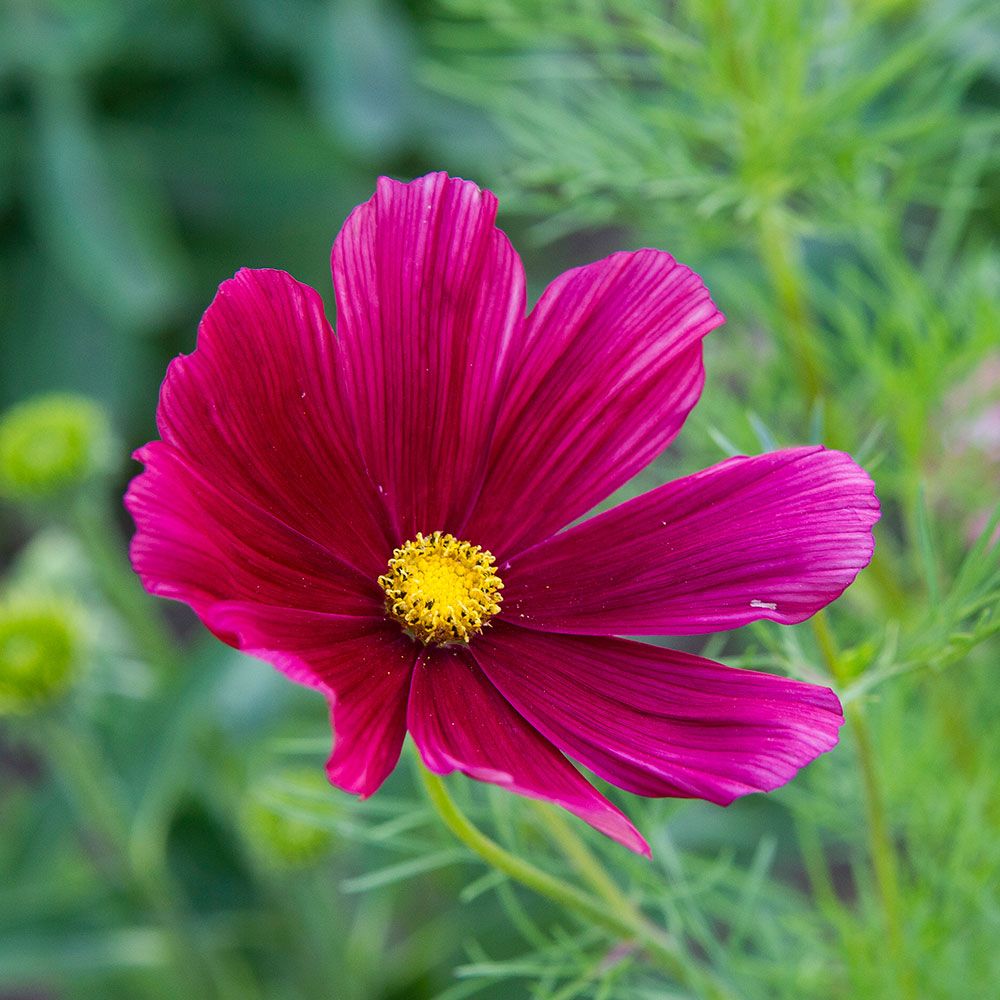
(127, 172, 879, 855)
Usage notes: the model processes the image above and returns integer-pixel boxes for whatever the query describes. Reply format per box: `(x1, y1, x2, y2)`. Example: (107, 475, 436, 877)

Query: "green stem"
(531, 801, 646, 923)
(865, 546, 908, 618)
(810, 610, 843, 681)
(811, 613, 915, 1000)
(418, 767, 735, 1000)
(757, 208, 826, 409)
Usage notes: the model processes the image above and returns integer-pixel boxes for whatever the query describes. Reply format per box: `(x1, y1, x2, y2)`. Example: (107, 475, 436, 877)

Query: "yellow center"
(378, 531, 503, 646)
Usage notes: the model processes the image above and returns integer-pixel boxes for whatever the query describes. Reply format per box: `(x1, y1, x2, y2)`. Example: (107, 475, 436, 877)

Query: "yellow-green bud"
(241, 768, 336, 869)
(0, 394, 114, 502)
(0, 595, 81, 715)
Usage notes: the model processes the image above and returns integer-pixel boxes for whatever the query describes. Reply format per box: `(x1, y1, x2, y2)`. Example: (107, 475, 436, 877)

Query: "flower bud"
(0, 594, 81, 715)
(241, 768, 336, 869)
(0, 394, 114, 502)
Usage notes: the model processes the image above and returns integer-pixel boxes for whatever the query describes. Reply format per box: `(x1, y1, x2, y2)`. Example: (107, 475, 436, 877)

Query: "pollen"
(378, 531, 503, 646)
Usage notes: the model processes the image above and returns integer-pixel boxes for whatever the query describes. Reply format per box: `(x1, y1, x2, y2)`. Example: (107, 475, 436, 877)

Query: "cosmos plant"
(127, 172, 878, 856)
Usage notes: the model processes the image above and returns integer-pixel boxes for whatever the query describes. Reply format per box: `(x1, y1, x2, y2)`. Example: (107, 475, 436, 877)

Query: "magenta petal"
(502, 447, 879, 635)
(465, 249, 723, 557)
(332, 173, 526, 538)
(127, 441, 381, 628)
(408, 647, 650, 855)
(154, 267, 392, 576)
(207, 604, 417, 798)
(476, 624, 844, 804)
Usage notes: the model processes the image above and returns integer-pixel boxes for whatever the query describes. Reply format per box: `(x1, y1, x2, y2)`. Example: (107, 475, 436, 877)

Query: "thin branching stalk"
(531, 801, 646, 922)
(756, 209, 825, 408)
(418, 765, 737, 1000)
(812, 611, 916, 1000)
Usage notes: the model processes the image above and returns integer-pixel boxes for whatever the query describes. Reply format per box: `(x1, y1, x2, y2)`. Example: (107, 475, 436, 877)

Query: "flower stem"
(418, 766, 736, 1000)
(811, 612, 915, 1000)
(530, 801, 645, 922)
(757, 208, 825, 407)
(810, 609, 843, 681)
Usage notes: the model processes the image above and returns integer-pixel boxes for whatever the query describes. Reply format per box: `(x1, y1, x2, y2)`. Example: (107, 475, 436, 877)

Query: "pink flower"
(127, 173, 879, 855)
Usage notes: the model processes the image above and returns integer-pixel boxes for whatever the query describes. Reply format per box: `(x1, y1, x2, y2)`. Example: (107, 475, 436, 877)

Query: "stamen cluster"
(378, 531, 503, 646)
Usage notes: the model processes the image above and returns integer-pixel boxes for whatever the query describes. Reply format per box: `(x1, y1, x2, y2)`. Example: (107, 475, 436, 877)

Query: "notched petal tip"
(478, 626, 849, 811)
(715, 685, 845, 806)
(465, 245, 724, 556)
(503, 445, 882, 636)
(331, 168, 525, 539)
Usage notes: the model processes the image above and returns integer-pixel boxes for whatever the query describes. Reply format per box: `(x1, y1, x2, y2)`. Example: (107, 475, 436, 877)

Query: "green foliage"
(1, 1, 999, 999)
(0, 0, 483, 427)
(427, 0, 993, 243)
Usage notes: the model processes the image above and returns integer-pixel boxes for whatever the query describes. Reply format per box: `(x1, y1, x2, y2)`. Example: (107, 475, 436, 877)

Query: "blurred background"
(1, 1, 998, 998)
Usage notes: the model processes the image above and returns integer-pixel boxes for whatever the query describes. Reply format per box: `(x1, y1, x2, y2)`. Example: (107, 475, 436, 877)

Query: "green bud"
(0, 394, 114, 502)
(241, 768, 336, 869)
(0, 594, 81, 715)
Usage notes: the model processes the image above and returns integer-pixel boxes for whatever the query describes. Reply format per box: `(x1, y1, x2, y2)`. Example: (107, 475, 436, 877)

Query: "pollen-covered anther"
(378, 531, 503, 646)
